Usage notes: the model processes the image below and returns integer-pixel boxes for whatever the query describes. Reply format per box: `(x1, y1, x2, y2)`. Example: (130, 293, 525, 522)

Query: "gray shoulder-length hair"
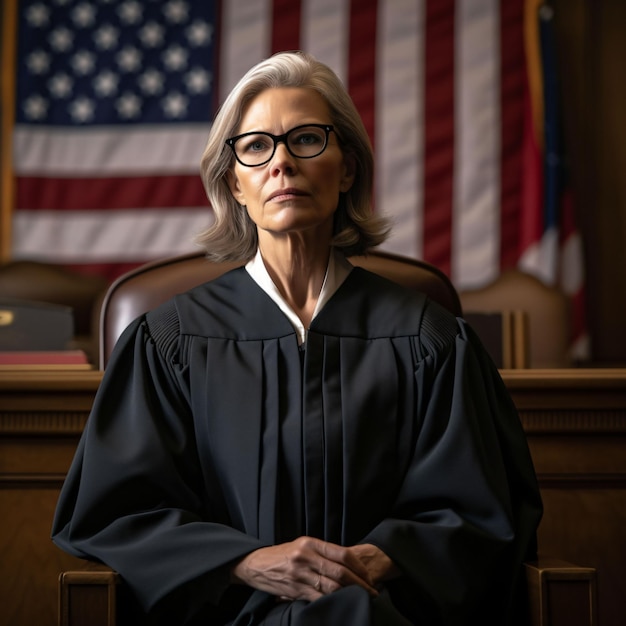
(196, 50, 390, 262)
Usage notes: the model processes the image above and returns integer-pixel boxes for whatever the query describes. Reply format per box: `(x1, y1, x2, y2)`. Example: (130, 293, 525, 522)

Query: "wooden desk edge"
(501, 368, 626, 389)
(2, 368, 626, 391)
(0, 368, 103, 390)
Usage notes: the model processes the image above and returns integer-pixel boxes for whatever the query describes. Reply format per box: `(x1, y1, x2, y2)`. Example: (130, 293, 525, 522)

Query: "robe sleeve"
(362, 302, 543, 625)
(51, 310, 266, 622)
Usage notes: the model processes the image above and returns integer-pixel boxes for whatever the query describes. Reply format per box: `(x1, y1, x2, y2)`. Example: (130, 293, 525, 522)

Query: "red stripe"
(499, 0, 525, 270)
(422, 0, 455, 275)
(271, 0, 301, 53)
(16, 175, 209, 211)
(519, 79, 544, 252)
(348, 0, 378, 150)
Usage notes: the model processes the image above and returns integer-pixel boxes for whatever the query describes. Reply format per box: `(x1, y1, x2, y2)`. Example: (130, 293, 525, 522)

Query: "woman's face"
(227, 87, 355, 243)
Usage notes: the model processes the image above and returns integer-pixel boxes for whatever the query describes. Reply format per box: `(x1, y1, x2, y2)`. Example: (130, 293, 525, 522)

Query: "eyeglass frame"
(225, 123, 336, 167)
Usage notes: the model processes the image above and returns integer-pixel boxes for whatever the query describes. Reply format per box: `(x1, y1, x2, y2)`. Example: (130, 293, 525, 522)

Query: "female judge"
(52, 51, 542, 625)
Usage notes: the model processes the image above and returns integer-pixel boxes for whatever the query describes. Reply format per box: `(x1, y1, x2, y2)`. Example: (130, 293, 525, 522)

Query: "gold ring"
(315, 574, 322, 591)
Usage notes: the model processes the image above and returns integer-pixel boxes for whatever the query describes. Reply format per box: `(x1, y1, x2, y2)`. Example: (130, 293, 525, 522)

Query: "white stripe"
(13, 124, 211, 176)
(301, 0, 350, 84)
(452, 0, 500, 289)
(12, 209, 213, 262)
(518, 227, 559, 285)
(219, 0, 272, 101)
(376, 0, 424, 260)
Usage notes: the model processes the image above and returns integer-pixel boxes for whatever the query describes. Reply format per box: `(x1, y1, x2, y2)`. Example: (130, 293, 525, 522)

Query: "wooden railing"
(2, 368, 624, 626)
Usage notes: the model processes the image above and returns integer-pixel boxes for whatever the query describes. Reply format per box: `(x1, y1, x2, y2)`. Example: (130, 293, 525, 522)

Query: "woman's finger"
(309, 538, 379, 596)
(231, 536, 379, 601)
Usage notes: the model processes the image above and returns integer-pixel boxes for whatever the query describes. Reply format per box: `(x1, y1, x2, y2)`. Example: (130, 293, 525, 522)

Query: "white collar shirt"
(245, 247, 353, 346)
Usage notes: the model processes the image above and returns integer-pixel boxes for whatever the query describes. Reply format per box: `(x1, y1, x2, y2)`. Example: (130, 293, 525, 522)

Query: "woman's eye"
(294, 132, 321, 145)
(241, 136, 271, 153)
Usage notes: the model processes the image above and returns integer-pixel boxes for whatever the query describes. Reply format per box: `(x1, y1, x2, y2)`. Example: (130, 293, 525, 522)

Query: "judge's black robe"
(52, 266, 542, 626)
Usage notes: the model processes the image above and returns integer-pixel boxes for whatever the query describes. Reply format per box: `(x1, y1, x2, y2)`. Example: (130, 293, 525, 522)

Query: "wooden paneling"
(504, 369, 626, 626)
(1, 369, 625, 626)
(552, 0, 626, 365)
(0, 370, 100, 626)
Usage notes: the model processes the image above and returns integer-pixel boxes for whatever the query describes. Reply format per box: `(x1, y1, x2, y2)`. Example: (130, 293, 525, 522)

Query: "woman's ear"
(340, 153, 356, 193)
(226, 170, 246, 206)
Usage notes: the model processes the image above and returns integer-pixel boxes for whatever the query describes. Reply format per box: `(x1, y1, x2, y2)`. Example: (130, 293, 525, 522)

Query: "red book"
(0, 350, 91, 369)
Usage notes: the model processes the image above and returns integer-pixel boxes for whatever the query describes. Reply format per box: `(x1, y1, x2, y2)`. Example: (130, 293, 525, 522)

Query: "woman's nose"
(270, 142, 297, 175)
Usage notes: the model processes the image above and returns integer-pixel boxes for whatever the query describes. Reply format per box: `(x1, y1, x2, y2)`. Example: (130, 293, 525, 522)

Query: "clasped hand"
(231, 536, 399, 602)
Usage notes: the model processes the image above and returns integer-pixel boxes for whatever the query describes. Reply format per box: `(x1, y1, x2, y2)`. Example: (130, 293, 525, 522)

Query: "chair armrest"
(525, 558, 597, 626)
(58, 558, 598, 626)
(58, 564, 119, 626)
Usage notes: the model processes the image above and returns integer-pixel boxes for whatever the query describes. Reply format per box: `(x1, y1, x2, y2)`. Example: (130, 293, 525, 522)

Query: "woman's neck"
(257, 235, 331, 328)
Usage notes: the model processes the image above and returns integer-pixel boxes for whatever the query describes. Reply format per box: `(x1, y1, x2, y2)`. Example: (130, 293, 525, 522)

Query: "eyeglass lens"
(232, 125, 330, 166)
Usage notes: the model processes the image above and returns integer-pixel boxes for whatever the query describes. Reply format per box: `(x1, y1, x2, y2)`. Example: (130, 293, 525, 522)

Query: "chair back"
(460, 269, 571, 368)
(464, 310, 529, 369)
(99, 250, 462, 369)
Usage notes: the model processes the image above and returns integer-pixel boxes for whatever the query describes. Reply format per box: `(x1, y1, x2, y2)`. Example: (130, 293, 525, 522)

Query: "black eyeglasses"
(225, 124, 335, 167)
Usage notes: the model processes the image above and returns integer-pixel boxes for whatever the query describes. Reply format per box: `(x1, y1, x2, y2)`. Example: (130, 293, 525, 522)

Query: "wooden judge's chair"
(59, 250, 597, 626)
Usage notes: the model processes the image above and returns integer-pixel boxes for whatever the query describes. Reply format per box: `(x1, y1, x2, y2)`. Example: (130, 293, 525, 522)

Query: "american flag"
(12, 0, 216, 279)
(7, 0, 588, 358)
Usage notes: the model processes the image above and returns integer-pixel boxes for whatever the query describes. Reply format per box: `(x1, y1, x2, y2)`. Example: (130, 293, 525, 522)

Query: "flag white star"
(49, 27, 74, 53)
(25, 3, 50, 28)
(139, 21, 165, 48)
(94, 24, 120, 51)
(116, 46, 142, 73)
(162, 91, 188, 118)
(69, 97, 95, 123)
(48, 73, 74, 98)
(26, 50, 51, 75)
(162, 45, 188, 72)
(184, 67, 211, 94)
(71, 2, 97, 28)
(164, 0, 189, 24)
(71, 50, 97, 76)
(93, 70, 119, 97)
(118, 0, 143, 25)
(139, 68, 165, 95)
(186, 20, 213, 47)
(23, 95, 48, 120)
(116, 92, 142, 119)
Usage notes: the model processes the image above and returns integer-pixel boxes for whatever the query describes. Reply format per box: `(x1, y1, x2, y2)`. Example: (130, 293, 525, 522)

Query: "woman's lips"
(268, 188, 307, 202)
